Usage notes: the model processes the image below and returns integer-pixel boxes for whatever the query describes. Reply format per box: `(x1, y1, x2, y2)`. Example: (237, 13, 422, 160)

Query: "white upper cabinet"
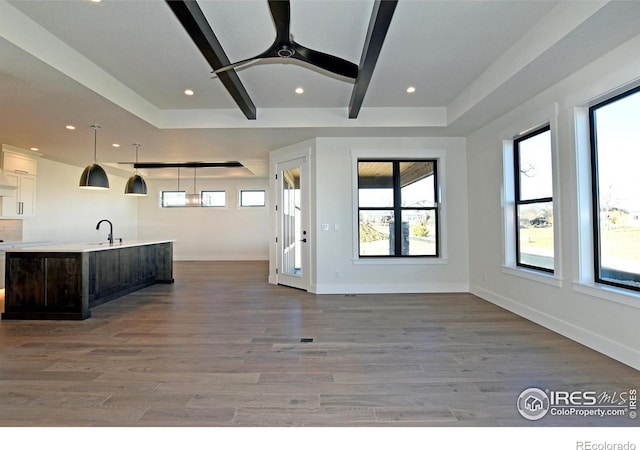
(3, 151, 38, 175)
(0, 145, 40, 218)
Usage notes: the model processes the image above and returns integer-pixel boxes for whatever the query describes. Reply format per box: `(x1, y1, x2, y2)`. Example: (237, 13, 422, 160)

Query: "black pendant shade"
(125, 143, 148, 196)
(79, 162, 109, 190)
(125, 174, 148, 196)
(79, 124, 109, 190)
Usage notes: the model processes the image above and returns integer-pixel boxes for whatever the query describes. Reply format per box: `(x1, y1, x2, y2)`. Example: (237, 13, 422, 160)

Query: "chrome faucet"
(96, 219, 114, 245)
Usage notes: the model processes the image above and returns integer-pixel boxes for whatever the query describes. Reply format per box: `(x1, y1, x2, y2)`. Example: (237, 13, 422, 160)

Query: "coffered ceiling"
(1, 0, 640, 179)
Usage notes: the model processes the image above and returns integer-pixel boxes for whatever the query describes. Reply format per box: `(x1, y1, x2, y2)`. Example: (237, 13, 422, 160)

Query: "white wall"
(18, 156, 269, 260)
(22, 158, 138, 244)
(467, 33, 640, 370)
(137, 176, 269, 260)
(269, 136, 470, 294)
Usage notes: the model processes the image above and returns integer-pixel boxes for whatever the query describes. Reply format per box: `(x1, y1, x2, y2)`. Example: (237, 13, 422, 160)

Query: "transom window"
(357, 160, 438, 257)
(590, 85, 640, 292)
(240, 189, 266, 207)
(514, 125, 554, 272)
(161, 191, 186, 207)
(201, 190, 226, 207)
(160, 190, 226, 207)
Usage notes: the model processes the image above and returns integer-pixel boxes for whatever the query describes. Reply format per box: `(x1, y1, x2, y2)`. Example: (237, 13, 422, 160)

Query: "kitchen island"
(1, 240, 174, 320)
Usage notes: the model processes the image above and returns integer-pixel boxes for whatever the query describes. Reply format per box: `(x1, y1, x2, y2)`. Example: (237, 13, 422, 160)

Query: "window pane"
(400, 162, 436, 207)
(358, 159, 439, 258)
(517, 202, 554, 271)
(358, 161, 394, 207)
(518, 129, 553, 201)
(240, 190, 266, 207)
(359, 210, 394, 255)
(201, 191, 225, 207)
(161, 191, 185, 207)
(514, 126, 554, 272)
(592, 88, 640, 290)
(401, 209, 437, 256)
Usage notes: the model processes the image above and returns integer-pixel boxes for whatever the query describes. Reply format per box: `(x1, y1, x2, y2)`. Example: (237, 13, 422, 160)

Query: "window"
(201, 190, 226, 207)
(161, 191, 186, 207)
(357, 160, 438, 257)
(514, 125, 554, 272)
(590, 86, 640, 292)
(240, 189, 266, 207)
(160, 190, 225, 207)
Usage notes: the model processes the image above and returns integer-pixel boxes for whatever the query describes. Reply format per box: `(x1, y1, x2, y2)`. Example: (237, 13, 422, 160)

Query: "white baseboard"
(173, 255, 268, 261)
(311, 282, 469, 295)
(471, 285, 640, 371)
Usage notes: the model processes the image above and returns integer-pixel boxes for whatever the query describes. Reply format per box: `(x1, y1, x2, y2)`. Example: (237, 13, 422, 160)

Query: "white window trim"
(351, 147, 448, 264)
(572, 282, 640, 310)
(573, 103, 640, 310)
(501, 107, 563, 287)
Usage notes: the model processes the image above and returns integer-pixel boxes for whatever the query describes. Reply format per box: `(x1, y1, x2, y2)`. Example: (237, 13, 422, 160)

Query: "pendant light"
(124, 143, 148, 196)
(184, 167, 201, 207)
(79, 124, 109, 189)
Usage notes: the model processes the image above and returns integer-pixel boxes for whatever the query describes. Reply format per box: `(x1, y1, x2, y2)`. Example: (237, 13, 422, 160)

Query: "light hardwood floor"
(0, 261, 638, 427)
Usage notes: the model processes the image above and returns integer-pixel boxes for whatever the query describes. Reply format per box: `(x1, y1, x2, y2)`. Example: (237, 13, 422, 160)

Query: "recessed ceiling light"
(406, 86, 416, 93)
(66, 125, 76, 130)
(295, 87, 304, 94)
(112, 143, 120, 148)
(90, 0, 102, 3)
(184, 89, 194, 96)
(30, 147, 39, 152)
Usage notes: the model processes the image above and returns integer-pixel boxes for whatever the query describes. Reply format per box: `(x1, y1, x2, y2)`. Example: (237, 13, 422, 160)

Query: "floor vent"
(300, 338, 314, 343)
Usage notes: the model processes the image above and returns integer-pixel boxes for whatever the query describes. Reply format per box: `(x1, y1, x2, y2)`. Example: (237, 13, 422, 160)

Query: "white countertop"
(5, 239, 175, 253)
(0, 241, 49, 250)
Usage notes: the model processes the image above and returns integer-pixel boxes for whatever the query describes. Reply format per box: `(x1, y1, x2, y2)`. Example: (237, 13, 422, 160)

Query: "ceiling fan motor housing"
(277, 45, 294, 58)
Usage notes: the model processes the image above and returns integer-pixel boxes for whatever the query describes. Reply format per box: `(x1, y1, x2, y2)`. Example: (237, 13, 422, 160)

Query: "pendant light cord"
(193, 167, 197, 194)
(91, 124, 101, 162)
(133, 144, 140, 174)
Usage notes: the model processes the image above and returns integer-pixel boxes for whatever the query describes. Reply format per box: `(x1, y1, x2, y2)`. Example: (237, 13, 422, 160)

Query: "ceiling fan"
(212, 0, 359, 80)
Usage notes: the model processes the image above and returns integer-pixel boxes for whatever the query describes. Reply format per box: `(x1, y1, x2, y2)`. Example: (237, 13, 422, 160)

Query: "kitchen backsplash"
(0, 219, 23, 242)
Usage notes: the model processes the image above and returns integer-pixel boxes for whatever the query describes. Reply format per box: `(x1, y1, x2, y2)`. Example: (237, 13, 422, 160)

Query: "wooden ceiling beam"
(166, 0, 257, 120)
(349, 0, 398, 119)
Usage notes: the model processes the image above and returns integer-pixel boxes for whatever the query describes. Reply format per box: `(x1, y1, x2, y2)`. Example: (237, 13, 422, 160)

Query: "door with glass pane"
(276, 157, 309, 290)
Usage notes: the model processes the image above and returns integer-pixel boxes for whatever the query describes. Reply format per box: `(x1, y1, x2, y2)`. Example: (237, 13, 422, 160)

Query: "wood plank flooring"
(0, 261, 638, 427)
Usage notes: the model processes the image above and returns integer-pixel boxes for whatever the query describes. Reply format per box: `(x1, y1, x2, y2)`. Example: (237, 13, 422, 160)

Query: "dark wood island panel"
(2, 241, 173, 320)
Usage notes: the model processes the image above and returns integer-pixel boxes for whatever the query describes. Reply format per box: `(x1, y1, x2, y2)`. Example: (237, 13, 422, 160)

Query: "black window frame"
(513, 124, 554, 273)
(357, 159, 439, 258)
(239, 189, 266, 207)
(589, 85, 640, 292)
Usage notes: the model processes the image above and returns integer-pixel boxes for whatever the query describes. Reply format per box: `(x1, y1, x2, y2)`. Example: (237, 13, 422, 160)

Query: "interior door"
(276, 157, 310, 290)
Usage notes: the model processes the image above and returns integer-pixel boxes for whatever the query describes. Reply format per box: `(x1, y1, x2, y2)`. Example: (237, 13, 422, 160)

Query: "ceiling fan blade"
(268, 0, 291, 43)
(292, 43, 359, 79)
(213, 56, 260, 75)
(212, 47, 281, 75)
